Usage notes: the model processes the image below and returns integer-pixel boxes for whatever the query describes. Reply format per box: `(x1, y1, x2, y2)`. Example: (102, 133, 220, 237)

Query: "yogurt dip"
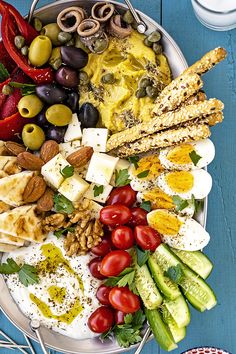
(3, 235, 101, 339)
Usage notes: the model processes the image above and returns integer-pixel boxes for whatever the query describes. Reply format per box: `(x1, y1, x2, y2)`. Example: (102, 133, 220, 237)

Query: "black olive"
(55, 66, 79, 88)
(78, 103, 100, 128)
(46, 126, 67, 143)
(66, 91, 80, 112)
(61, 46, 88, 69)
(36, 107, 51, 129)
(36, 84, 67, 105)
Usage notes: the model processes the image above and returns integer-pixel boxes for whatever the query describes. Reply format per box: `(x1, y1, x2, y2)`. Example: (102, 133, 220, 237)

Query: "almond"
(37, 188, 55, 212)
(40, 140, 59, 163)
(67, 146, 94, 168)
(17, 152, 44, 171)
(5, 141, 26, 156)
(23, 176, 47, 203)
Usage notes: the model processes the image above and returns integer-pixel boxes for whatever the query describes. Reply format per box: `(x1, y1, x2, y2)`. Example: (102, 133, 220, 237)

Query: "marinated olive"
(61, 46, 88, 69)
(22, 124, 45, 150)
(14, 35, 25, 49)
(79, 71, 90, 85)
(135, 88, 146, 98)
(55, 66, 79, 88)
(32, 17, 43, 32)
(28, 35, 52, 67)
(36, 107, 52, 129)
(122, 10, 134, 24)
(147, 31, 161, 43)
(66, 92, 79, 112)
(18, 94, 44, 118)
(58, 31, 72, 44)
(36, 84, 67, 105)
(101, 73, 115, 84)
(41, 23, 61, 46)
(46, 104, 72, 126)
(46, 126, 66, 143)
(143, 37, 152, 47)
(139, 77, 153, 88)
(153, 43, 163, 55)
(2, 84, 13, 95)
(21, 46, 29, 56)
(49, 47, 62, 70)
(78, 103, 99, 128)
(146, 85, 159, 99)
(74, 34, 91, 53)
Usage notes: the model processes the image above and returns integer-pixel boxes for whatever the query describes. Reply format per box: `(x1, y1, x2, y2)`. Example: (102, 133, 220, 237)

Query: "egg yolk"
(148, 210, 182, 236)
(165, 171, 194, 193)
(142, 188, 174, 209)
(134, 155, 164, 179)
(166, 144, 195, 165)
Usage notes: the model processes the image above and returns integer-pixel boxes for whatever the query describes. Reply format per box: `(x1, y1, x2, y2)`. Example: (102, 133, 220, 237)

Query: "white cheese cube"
(41, 153, 69, 189)
(58, 174, 89, 202)
(60, 140, 81, 158)
(86, 152, 119, 186)
(110, 158, 130, 186)
(84, 183, 113, 203)
(64, 113, 82, 142)
(82, 128, 108, 152)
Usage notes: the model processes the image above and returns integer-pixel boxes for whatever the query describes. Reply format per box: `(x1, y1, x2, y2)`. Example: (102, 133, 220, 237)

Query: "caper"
(21, 46, 29, 56)
(146, 85, 159, 99)
(153, 43, 163, 55)
(65, 38, 75, 47)
(79, 71, 90, 85)
(135, 88, 146, 98)
(46, 104, 72, 126)
(49, 47, 62, 70)
(58, 31, 72, 44)
(93, 38, 108, 53)
(14, 35, 25, 49)
(18, 94, 44, 118)
(147, 31, 161, 43)
(101, 73, 115, 84)
(41, 23, 61, 46)
(74, 34, 90, 53)
(32, 17, 43, 32)
(143, 37, 153, 47)
(123, 10, 134, 24)
(28, 35, 52, 67)
(2, 84, 13, 95)
(139, 77, 153, 88)
(22, 124, 45, 150)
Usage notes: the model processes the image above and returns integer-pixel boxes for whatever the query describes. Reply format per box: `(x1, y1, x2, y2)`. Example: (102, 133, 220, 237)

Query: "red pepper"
(0, 42, 16, 74)
(0, 112, 29, 141)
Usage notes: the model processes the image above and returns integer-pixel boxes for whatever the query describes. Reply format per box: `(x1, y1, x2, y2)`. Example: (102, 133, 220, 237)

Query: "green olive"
(21, 45, 29, 56)
(135, 87, 146, 98)
(14, 35, 25, 49)
(79, 71, 90, 85)
(74, 34, 91, 53)
(101, 73, 115, 84)
(143, 37, 153, 47)
(46, 104, 72, 126)
(123, 10, 134, 24)
(153, 43, 163, 55)
(41, 23, 61, 46)
(146, 85, 159, 99)
(22, 124, 45, 150)
(58, 31, 72, 44)
(139, 77, 153, 88)
(28, 35, 52, 67)
(147, 31, 161, 43)
(32, 17, 43, 32)
(93, 38, 108, 53)
(49, 47, 62, 70)
(18, 94, 44, 118)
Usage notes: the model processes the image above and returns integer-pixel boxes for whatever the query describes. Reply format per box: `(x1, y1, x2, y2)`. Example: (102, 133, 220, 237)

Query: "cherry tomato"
(91, 237, 113, 257)
(100, 250, 131, 277)
(111, 226, 135, 250)
(114, 310, 126, 325)
(128, 207, 148, 227)
(134, 225, 162, 251)
(100, 205, 131, 227)
(96, 285, 112, 305)
(107, 185, 137, 207)
(88, 257, 106, 280)
(88, 306, 114, 333)
(109, 286, 141, 313)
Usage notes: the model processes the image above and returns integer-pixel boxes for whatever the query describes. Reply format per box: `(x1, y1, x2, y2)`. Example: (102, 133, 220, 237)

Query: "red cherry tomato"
(107, 185, 137, 207)
(100, 205, 131, 227)
(111, 226, 135, 250)
(100, 250, 132, 277)
(114, 310, 126, 325)
(109, 286, 141, 313)
(91, 237, 113, 257)
(134, 225, 162, 251)
(88, 257, 106, 280)
(96, 285, 112, 305)
(88, 306, 114, 333)
(128, 207, 148, 227)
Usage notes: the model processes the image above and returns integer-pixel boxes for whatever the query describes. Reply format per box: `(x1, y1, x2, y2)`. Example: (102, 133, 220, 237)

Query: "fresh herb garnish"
(53, 193, 74, 214)
(135, 246, 150, 267)
(60, 165, 74, 178)
(128, 156, 139, 169)
(9, 82, 36, 96)
(165, 264, 183, 284)
(115, 169, 131, 187)
(54, 227, 75, 239)
(172, 195, 189, 212)
(137, 170, 149, 178)
(189, 150, 202, 166)
(140, 200, 151, 212)
(93, 185, 104, 197)
(191, 194, 204, 214)
(0, 63, 10, 82)
(105, 267, 138, 294)
(0, 258, 39, 287)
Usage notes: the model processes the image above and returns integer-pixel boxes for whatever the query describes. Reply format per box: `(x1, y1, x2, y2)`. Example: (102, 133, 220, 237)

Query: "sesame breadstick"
(106, 99, 223, 151)
(206, 111, 223, 126)
(184, 91, 206, 105)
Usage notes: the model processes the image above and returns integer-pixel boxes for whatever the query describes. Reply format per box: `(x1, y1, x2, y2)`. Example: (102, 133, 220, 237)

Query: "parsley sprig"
(93, 185, 104, 197)
(135, 246, 150, 267)
(54, 227, 75, 239)
(105, 267, 138, 294)
(115, 169, 131, 187)
(128, 156, 139, 169)
(172, 195, 204, 214)
(0, 63, 10, 82)
(60, 165, 74, 179)
(0, 258, 39, 287)
(137, 170, 149, 178)
(164, 264, 183, 284)
(9, 81, 36, 96)
(140, 200, 151, 212)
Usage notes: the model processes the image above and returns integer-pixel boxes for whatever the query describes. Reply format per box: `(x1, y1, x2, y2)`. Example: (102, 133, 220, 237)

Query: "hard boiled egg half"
(147, 209, 210, 251)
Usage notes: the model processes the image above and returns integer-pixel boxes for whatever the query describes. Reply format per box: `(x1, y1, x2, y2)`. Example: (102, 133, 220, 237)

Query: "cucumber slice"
(184, 291, 206, 312)
(135, 264, 162, 309)
(145, 308, 177, 351)
(171, 248, 213, 279)
(148, 256, 181, 300)
(163, 294, 190, 328)
(162, 305, 186, 343)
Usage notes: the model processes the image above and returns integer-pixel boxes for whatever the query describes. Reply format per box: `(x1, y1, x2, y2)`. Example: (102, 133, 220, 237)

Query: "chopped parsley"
(60, 165, 74, 178)
(93, 185, 104, 197)
(172, 195, 189, 212)
(135, 246, 150, 267)
(0, 63, 10, 82)
(137, 170, 149, 178)
(115, 169, 131, 187)
(128, 156, 139, 169)
(54, 227, 75, 239)
(165, 264, 183, 284)
(53, 193, 74, 214)
(140, 200, 152, 212)
(189, 150, 202, 166)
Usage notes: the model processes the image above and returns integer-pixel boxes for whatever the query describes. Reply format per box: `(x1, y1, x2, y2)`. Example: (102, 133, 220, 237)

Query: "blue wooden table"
(1, 0, 236, 353)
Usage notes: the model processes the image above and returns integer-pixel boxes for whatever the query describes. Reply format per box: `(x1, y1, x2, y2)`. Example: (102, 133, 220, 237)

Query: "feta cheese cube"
(60, 140, 81, 158)
(64, 113, 82, 142)
(86, 152, 119, 186)
(58, 174, 89, 202)
(82, 128, 108, 152)
(41, 153, 69, 189)
(84, 183, 113, 203)
(110, 158, 130, 186)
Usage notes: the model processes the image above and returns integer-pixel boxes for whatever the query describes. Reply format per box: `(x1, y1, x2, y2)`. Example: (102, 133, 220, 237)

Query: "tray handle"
(28, 0, 59, 23)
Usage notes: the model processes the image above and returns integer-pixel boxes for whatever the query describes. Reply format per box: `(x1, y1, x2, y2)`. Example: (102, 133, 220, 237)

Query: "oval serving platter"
(0, 0, 208, 353)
